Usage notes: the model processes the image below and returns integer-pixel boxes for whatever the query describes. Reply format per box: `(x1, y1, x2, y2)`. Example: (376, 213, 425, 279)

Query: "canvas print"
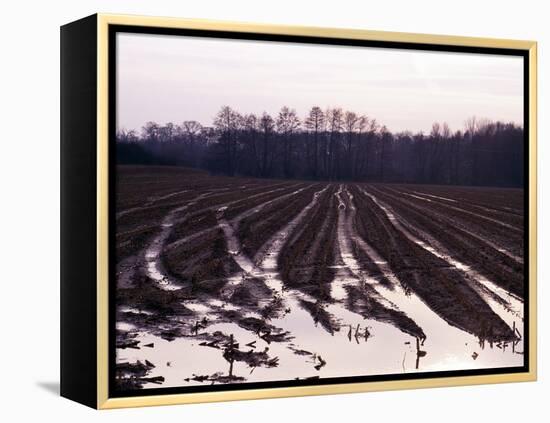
(113, 31, 526, 393)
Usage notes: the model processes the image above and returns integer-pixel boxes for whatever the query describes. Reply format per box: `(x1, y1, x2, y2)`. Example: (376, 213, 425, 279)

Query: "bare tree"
(441, 122, 451, 139)
(326, 108, 344, 179)
(277, 106, 301, 178)
(259, 112, 275, 177)
(181, 120, 203, 166)
(353, 115, 368, 178)
(357, 118, 377, 178)
(141, 121, 160, 142)
(304, 106, 325, 178)
(464, 116, 478, 140)
(119, 108, 523, 187)
(378, 125, 391, 180)
(214, 106, 241, 176)
(242, 114, 260, 175)
(116, 128, 139, 143)
(344, 111, 359, 178)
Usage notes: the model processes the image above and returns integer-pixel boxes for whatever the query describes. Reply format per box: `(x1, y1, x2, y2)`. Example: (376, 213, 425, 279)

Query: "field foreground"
(115, 166, 524, 390)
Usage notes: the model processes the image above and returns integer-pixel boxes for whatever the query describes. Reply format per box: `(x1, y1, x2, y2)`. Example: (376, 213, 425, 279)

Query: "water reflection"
(116, 184, 524, 390)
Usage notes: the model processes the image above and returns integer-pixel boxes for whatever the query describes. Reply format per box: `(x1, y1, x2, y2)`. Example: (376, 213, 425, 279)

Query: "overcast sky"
(116, 32, 523, 134)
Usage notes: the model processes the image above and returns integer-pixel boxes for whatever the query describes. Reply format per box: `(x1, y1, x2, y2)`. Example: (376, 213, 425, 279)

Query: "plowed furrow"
(351, 185, 516, 342)
(278, 186, 338, 301)
(366, 185, 524, 297)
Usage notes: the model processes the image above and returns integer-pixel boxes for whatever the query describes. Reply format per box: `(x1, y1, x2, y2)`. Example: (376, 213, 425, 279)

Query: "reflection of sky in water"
(118, 248, 522, 387)
(117, 289, 523, 389)
(117, 185, 523, 389)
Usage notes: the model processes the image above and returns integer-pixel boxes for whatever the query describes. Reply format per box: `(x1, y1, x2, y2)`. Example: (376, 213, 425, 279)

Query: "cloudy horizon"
(116, 32, 523, 135)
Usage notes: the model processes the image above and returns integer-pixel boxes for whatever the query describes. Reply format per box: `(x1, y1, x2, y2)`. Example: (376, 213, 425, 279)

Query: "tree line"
(116, 106, 524, 187)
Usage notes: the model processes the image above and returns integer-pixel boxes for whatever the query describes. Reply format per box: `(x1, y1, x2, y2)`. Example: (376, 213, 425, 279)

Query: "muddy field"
(115, 165, 524, 391)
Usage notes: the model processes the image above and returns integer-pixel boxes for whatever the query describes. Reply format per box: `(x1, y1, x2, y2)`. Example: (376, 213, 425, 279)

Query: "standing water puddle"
(118, 184, 524, 390)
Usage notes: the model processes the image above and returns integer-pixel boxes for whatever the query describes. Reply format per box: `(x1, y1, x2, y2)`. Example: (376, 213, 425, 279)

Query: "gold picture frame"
(61, 13, 537, 409)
